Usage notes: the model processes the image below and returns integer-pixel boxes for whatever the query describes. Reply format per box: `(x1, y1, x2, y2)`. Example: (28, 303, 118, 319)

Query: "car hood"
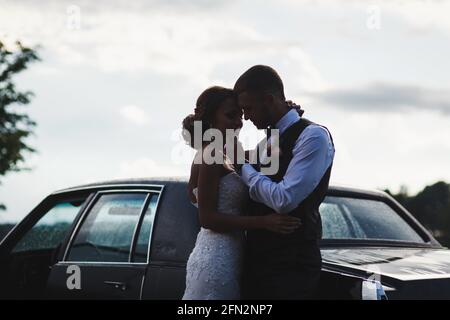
(321, 247, 450, 281)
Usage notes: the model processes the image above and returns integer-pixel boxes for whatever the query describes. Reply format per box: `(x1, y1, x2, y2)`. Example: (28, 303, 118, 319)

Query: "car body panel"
(47, 262, 147, 299)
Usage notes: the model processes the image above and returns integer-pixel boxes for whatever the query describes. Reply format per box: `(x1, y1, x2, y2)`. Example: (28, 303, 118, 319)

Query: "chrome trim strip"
(129, 193, 151, 263)
(57, 261, 148, 266)
(139, 273, 146, 300)
(381, 285, 396, 292)
(95, 189, 161, 195)
(321, 266, 367, 280)
(52, 184, 165, 195)
(62, 192, 99, 261)
(145, 185, 165, 265)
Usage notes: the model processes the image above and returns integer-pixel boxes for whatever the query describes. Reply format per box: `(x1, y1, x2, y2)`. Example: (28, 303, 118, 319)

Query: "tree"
(386, 181, 450, 247)
(0, 40, 40, 211)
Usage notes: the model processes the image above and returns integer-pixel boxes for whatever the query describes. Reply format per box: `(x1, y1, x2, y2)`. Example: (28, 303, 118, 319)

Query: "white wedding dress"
(182, 171, 248, 300)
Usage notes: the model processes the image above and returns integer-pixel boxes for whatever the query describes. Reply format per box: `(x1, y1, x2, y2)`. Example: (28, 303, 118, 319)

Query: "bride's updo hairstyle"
(182, 86, 235, 149)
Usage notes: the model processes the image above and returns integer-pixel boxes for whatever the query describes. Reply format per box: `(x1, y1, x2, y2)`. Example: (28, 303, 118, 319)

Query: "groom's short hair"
(234, 65, 285, 99)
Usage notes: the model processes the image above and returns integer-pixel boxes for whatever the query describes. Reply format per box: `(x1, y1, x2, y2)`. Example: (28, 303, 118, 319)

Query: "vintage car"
(1, 177, 449, 300)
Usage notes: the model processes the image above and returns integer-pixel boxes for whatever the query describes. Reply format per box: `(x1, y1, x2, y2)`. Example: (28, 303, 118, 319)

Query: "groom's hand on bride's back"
(261, 213, 302, 234)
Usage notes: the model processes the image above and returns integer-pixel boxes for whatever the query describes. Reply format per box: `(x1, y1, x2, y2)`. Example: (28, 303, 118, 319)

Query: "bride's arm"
(197, 162, 301, 234)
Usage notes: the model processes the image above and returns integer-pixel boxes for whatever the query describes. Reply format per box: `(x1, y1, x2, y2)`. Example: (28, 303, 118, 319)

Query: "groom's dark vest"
(245, 118, 333, 270)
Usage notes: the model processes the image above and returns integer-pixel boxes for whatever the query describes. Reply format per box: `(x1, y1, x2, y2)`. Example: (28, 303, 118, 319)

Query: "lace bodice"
(192, 171, 248, 213)
(183, 171, 248, 300)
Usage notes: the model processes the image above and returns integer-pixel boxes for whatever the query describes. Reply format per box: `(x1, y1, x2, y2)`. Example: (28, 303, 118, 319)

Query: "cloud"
(0, 0, 328, 90)
(116, 158, 188, 179)
(309, 83, 450, 115)
(119, 105, 150, 126)
(385, 0, 450, 34)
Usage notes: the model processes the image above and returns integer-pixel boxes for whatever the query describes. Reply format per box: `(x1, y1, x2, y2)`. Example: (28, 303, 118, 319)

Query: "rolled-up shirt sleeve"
(240, 125, 334, 213)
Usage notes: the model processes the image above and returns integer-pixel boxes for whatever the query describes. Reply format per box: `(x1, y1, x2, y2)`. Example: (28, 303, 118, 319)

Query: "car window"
(12, 198, 87, 253)
(133, 194, 159, 263)
(320, 196, 424, 243)
(320, 202, 365, 239)
(67, 193, 147, 262)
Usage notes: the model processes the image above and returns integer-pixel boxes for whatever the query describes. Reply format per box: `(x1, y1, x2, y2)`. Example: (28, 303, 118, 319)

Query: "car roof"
(52, 176, 389, 199)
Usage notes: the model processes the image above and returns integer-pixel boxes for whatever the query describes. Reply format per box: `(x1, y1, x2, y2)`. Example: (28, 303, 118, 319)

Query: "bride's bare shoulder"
(188, 147, 221, 186)
(193, 146, 224, 172)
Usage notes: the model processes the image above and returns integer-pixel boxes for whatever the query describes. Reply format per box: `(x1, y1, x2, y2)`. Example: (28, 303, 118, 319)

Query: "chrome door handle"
(104, 281, 127, 291)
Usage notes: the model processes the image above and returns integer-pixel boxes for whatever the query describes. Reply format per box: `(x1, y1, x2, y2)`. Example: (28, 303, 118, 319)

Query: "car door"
(46, 189, 161, 299)
(0, 192, 93, 299)
(141, 181, 200, 299)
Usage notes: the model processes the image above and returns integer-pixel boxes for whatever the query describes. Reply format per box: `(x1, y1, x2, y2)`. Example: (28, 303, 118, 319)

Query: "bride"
(181, 86, 301, 300)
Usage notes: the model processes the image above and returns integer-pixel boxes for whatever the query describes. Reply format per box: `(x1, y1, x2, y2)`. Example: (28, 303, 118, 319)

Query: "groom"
(233, 65, 335, 299)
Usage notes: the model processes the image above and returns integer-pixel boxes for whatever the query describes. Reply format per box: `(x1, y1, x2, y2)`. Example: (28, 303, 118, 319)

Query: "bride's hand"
(187, 183, 197, 204)
(286, 100, 304, 116)
(261, 213, 302, 234)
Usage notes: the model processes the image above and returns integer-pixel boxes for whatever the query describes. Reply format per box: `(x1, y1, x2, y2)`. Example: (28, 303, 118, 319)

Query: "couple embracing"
(181, 65, 335, 300)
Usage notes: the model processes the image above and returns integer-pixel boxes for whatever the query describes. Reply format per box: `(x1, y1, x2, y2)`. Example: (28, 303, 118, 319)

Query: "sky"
(0, 0, 449, 222)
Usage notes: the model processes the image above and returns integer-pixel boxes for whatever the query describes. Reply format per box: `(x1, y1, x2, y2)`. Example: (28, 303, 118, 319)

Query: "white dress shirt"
(240, 109, 335, 213)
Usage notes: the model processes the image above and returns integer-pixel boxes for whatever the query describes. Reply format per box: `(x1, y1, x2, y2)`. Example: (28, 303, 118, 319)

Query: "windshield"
(320, 196, 425, 243)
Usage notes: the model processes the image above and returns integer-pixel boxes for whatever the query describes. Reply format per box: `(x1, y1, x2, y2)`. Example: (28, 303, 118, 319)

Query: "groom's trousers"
(241, 239, 322, 300)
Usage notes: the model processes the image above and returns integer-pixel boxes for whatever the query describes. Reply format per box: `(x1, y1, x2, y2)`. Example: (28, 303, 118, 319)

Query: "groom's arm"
(240, 125, 334, 214)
